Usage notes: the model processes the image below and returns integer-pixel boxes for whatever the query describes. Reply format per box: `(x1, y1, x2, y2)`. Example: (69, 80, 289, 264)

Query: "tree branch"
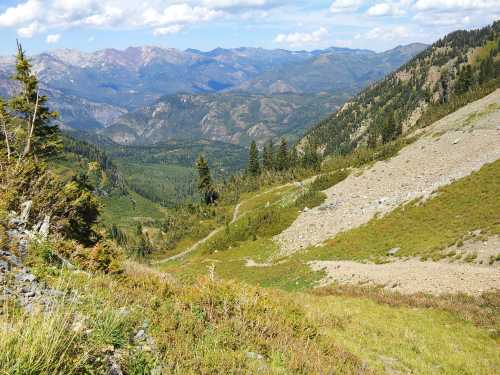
(0, 112, 11, 161)
(22, 89, 40, 158)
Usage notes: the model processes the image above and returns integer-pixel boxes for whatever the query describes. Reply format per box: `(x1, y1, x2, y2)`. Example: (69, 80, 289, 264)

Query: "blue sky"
(0, 0, 498, 55)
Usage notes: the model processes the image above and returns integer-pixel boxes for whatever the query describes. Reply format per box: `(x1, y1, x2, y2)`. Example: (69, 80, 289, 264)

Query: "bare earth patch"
(309, 259, 500, 295)
(444, 235, 500, 265)
(275, 89, 500, 255)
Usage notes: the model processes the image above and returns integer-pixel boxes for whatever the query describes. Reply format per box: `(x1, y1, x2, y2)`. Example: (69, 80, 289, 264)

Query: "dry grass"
(312, 284, 500, 335)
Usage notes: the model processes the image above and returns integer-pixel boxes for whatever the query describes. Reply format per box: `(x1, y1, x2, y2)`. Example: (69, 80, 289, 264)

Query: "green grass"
(310, 170, 349, 191)
(115, 161, 196, 207)
(238, 185, 296, 215)
(161, 158, 500, 295)
(0, 307, 87, 374)
(300, 293, 500, 374)
(27, 264, 366, 374)
(100, 190, 166, 229)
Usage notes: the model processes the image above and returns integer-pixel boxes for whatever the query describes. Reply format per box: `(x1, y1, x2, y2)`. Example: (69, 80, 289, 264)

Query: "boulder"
(387, 247, 400, 256)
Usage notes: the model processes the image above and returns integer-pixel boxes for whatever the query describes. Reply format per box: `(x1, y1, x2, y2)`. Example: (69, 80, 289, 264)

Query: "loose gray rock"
(0, 260, 10, 272)
(387, 247, 400, 256)
(39, 215, 51, 239)
(134, 329, 146, 342)
(245, 351, 264, 360)
(15, 273, 36, 283)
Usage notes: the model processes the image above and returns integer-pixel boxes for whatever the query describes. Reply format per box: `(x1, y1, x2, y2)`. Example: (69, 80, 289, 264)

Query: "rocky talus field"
(275, 90, 500, 295)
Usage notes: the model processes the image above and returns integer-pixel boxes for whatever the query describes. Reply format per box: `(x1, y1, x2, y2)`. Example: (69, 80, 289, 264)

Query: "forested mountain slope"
(303, 22, 500, 155)
(0, 44, 426, 138)
(102, 92, 346, 146)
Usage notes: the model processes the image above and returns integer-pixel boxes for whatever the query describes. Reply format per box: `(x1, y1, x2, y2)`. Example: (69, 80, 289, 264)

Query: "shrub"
(310, 170, 348, 191)
(294, 190, 326, 211)
(0, 161, 100, 245)
(53, 239, 123, 274)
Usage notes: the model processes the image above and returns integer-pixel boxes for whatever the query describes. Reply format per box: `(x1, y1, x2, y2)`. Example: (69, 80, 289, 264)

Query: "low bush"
(0, 161, 100, 246)
(294, 190, 326, 211)
(310, 170, 349, 191)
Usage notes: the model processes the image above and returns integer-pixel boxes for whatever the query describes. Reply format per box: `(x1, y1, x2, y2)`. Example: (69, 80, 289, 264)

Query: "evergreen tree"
(247, 140, 260, 176)
(367, 127, 378, 149)
(479, 55, 495, 83)
(381, 112, 399, 143)
(9, 42, 60, 159)
(289, 146, 298, 167)
(301, 141, 320, 171)
(196, 155, 218, 205)
(133, 223, 153, 258)
(276, 138, 289, 171)
(262, 139, 274, 170)
(455, 64, 474, 95)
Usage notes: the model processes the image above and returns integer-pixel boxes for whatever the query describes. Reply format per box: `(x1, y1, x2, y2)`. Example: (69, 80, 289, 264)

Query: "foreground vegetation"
(2, 25, 500, 374)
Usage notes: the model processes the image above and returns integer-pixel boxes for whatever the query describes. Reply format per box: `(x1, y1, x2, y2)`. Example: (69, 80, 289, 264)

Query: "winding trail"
(153, 182, 296, 265)
(153, 202, 242, 265)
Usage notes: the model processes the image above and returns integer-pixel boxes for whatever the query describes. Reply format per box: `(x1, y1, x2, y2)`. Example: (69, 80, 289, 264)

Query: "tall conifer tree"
(247, 140, 260, 176)
(276, 138, 289, 171)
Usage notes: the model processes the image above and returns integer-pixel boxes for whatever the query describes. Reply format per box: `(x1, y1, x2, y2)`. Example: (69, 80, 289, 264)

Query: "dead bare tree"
(21, 89, 40, 159)
(0, 110, 11, 161)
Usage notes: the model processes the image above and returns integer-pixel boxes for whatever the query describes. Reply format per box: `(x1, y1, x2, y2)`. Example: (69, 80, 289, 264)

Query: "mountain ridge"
(0, 42, 427, 143)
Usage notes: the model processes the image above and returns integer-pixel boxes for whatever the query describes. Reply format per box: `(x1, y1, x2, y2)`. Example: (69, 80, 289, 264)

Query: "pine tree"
(9, 41, 60, 160)
(134, 223, 153, 258)
(301, 141, 320, 171)
(367, 127, 378, 148)
(289, 146, 298, 167)
(455, 64, 474, 95)
(381, 112, 398, 143)
(276, 138, 289, 171)
(196, 155, 218, 205)
(262, 139, 274, 170)
(247, 140, 260, 176)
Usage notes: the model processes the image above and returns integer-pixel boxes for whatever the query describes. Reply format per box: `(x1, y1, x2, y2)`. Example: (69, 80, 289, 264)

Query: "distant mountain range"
(0, 43, 427, 145)
(102, 92, 348, 146)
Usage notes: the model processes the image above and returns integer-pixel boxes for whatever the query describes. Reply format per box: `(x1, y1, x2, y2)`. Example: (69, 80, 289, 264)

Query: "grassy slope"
(3, 257, 497, 374)
(303, 158, 500, 263)
(153, 159, 500, 374)
(300, 293, 499, 374)
(161, 158, 500, 290)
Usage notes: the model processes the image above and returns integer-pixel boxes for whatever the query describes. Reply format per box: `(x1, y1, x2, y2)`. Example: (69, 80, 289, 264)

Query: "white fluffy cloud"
(201, 0, 268, 8)
(414, 0, 498, 11)
(46, 33, 61, 44)
(413, 12, 472, 25)
(0, 1, 227, 38)
(0, 0, 497, 50)
(17, 21, 44, 38)
(0, 0, 42, 28)
(153, 25, 184, 36)
(330, 0, 364, 14)
(361, 25, 409, 40)
(275, 27, 328, 47)
(366, 3, 406, 16)
(142, 4, 222, 27)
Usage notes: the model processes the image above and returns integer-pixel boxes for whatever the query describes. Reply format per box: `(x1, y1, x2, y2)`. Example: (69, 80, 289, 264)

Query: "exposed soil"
(309, 259, 500, 295)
